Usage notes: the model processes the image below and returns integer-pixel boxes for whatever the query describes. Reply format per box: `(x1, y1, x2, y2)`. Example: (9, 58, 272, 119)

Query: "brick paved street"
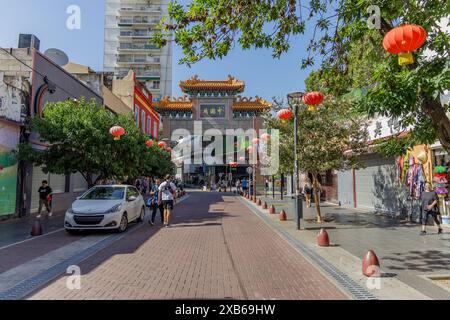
(24, 191, 348, 300)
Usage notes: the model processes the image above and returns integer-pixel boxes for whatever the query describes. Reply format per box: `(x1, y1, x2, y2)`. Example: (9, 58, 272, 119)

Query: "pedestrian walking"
(148, 178, 164, 226)
(303, 180, 313, 208)
(158, 175, 177, 228)
(236, 179, 241, 194)
(420, 182, 443, 235)
(242, 178, 249, 194)
(141, 177, 149, 195)
(37, 180, 53, 218)
(135, 178, 141, 191)
(312, 180, 322, 206)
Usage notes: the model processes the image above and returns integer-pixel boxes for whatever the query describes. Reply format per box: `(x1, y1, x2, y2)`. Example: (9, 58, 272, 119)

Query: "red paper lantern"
(146, 139, 154, 147)
(158, 141, 167, 149)
(110, 126, 125, 141)
(303, 92, 324, 111)
(229, 161, 238, 168)
(277, 109, 293, 120)
(383, 24, 427, 66)
(261, 133, 271, 141)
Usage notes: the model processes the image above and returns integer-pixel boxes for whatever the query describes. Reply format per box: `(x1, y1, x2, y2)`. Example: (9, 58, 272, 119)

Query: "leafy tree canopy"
(153, 0, 450, 155)
(17, 98, 173, 187)
(264, 97, 368, 221)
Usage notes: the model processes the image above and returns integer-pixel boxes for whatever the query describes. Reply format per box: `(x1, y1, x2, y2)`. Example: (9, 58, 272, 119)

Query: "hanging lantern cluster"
(229, 161, 238, 168)
(277, 109, 293, 121)
(158, 141, 167, 149)
(303, 92, 324, 111)
(110, 126, 125, 141)
(433, 166, 448, 196)
(146, 139, 154, 147)
(382, 24, 427, 66)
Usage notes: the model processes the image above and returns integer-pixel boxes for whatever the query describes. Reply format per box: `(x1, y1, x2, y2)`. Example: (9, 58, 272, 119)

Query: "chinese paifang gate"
(154, 75, 272, 186)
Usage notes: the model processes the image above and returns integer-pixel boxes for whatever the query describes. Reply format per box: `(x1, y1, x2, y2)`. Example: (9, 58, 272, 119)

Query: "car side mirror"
(76, 196, 81, 200)
(127, 196, 137, 202)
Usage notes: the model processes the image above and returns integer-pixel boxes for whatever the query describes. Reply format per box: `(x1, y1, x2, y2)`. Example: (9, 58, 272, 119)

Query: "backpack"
(146, 191, 158, 207)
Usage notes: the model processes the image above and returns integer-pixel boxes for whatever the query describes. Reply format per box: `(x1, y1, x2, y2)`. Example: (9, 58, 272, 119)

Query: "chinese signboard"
(200, 105, 225, 118)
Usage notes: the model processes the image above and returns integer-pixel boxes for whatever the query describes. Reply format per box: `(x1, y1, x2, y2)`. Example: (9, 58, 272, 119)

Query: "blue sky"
(0, 0, 315, 101)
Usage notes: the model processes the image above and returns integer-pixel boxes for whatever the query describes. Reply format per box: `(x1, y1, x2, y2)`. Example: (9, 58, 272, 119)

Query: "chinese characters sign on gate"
(200, 105, 225, 118)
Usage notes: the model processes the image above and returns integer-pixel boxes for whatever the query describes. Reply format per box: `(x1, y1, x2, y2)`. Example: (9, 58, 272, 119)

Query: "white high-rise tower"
(104, 0, 173, 102)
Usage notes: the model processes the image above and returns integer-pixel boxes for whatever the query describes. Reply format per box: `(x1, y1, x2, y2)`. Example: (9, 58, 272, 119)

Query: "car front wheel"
(117, 214, 128, 233)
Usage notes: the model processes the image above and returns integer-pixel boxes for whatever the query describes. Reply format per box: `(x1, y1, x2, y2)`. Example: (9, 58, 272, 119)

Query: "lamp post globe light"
(286, 91, 304, 231)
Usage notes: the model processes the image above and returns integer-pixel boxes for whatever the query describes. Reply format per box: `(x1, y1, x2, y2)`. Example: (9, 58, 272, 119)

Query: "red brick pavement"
(28, 192, 348, 300)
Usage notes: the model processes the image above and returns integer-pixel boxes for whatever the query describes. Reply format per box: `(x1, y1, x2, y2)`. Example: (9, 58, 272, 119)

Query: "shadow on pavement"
(25, 191, 237, 296)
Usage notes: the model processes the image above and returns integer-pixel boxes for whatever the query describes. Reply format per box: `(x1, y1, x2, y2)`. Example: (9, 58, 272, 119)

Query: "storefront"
(337, 144, 432, 218)
(430, 143, 450, 224)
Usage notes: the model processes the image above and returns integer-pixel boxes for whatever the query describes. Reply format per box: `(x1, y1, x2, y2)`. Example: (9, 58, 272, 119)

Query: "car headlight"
(105, 204, 122, 214)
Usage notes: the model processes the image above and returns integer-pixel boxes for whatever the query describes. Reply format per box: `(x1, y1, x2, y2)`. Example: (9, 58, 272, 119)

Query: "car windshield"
(80, 187, 125, 200)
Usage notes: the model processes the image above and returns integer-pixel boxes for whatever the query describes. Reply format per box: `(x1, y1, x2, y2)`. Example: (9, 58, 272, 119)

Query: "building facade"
(112, 70, 160, 139)
(104, 0, 173, 102)
(154, 75, 271, 184)
(26, 50, 104, 215)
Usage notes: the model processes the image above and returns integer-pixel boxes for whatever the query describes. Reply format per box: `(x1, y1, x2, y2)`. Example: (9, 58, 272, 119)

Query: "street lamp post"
(287, 92, 304, 231)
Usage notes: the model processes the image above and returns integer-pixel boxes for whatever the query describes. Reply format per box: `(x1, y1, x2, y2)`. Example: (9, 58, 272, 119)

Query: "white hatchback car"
(65, 185, 146, 234)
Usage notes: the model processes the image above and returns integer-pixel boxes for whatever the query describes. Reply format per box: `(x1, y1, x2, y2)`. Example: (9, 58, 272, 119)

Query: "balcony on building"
(115, 69, 161, 81)
(118, 30, 161, 41)
(117, 42, 160, 53)
(118, 4, 162, 15)
(118, 16, 161, 27)
(116, 54, 161, 66)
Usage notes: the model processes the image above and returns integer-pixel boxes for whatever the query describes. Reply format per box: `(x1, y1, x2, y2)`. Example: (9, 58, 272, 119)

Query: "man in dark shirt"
(37, 180, 52, 218)
(420, 182, 443, 235)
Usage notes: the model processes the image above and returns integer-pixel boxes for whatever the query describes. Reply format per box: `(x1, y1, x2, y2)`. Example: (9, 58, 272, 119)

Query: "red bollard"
(362, 250, 381, 277)
(317, 228, 330, 247)
(269, 205, 276, 214)
(262, 202, 268, 210)
(252, 196, 257, 203)
(279, 209, 287, 221)
(257, 199, 262, 206)
(30, 220, 43, 236)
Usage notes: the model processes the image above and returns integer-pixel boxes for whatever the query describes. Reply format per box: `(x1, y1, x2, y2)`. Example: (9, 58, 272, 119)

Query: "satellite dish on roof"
(44, 48, 69, 66)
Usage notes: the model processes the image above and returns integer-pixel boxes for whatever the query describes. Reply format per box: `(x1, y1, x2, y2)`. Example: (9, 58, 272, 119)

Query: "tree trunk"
(422, 96, 450, 154)
(312, 175, 322, 223)
(85, 172, 94, 189)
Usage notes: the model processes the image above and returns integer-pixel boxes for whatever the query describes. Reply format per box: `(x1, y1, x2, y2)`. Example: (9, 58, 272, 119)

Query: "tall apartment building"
(104, 0, 173, 102)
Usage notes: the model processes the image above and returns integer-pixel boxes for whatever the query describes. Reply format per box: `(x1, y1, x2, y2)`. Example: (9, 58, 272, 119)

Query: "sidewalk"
(242, 194, 450, 300)
(0, 213, 66, 249)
